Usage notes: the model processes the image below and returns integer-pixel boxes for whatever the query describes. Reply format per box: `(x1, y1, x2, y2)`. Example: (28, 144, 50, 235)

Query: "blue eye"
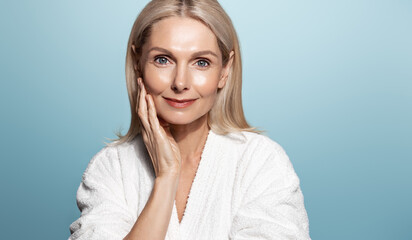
(155, 57, 169, 65)
(196, 60, 209, 67)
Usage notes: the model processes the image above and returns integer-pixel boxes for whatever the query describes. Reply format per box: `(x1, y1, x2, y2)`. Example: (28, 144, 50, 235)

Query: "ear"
(218, 50, 235, 89)
(131, 44, 137, 54)
(131, 44, 140, 73)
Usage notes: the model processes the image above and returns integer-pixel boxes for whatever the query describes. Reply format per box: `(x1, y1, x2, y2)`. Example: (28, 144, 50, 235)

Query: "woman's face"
(139, 16, 233, 126)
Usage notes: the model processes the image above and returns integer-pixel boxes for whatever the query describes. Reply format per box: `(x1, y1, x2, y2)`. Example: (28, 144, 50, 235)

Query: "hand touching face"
(136, 77, 182, 178)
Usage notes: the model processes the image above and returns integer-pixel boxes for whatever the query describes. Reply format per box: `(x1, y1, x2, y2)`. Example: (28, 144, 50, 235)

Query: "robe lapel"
(169, 130, 220, 239)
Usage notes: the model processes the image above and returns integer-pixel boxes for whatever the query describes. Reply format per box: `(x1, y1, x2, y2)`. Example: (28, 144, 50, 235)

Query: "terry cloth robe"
(68, 130, 311, 240)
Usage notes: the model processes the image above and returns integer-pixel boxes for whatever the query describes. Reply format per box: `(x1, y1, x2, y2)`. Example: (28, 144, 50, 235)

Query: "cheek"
(143, 65, 172, 94)
(191, 69, 222, 96)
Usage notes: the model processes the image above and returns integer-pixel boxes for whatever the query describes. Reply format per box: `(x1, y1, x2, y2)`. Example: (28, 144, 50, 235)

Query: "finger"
(135, 78, 142, 114)
(134, 78, 141, 113)
(141, 127, 157, 167)
(141, 127, 149, 144)
(137, 78, 150, 131)
(147, 94, 163, 137)
(163, 124, 176, 144)
(140, 79, 149, 114)
(158, 115, 170, 128)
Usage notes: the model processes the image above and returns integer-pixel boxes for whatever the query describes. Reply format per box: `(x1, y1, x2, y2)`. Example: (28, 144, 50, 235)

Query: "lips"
(163, 97, 197, 108)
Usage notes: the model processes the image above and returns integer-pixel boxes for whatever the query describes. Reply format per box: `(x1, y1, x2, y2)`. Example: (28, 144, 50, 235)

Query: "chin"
(158, 111, 205, 126)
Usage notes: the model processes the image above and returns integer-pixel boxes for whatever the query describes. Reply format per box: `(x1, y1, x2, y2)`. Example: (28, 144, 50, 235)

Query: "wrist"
(156, 173, 180, 184)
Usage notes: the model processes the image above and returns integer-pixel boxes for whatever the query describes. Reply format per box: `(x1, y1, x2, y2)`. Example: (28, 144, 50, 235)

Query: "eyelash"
(195, 59, 210, 68)
(154, 56, 170, 65)
(153, 56, 210, 68)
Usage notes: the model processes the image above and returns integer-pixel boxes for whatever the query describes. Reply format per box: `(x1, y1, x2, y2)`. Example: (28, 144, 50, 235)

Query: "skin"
(124, 16, 234, 240)
(140, 16, 233, 163)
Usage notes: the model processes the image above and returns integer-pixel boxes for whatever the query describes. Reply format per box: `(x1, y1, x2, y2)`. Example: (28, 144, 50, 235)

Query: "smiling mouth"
(163, 97, 197, 108)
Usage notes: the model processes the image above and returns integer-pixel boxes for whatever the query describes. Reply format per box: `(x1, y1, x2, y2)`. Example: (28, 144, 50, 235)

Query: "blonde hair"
(110, 0, 262, 145)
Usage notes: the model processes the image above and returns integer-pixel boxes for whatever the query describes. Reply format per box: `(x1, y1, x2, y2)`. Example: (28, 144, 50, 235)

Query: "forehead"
(145, 16, 221, 56)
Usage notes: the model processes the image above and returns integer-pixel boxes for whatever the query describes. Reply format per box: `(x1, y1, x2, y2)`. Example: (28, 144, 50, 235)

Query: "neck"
(169, 114, 210, 164)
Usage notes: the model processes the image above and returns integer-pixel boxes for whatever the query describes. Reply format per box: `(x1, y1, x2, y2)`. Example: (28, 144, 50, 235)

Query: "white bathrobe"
(68, 130, 311, 240)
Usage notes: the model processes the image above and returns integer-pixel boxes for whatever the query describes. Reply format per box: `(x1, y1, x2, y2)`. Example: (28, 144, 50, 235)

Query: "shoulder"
(219, 130, 288, 157)
(219, 131, 296, 179)
(82, 136, 143, 179)
(95, 135, 146, 161)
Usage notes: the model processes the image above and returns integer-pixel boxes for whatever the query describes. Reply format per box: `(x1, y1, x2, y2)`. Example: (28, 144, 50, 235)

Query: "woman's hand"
(136, 77, 182, 178)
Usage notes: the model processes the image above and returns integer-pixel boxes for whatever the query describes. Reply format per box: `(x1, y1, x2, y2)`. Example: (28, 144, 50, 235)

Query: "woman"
(69, 0, 311, 239)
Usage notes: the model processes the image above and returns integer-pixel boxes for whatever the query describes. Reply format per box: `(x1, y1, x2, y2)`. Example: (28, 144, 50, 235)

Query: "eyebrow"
(148, 47, 219, 59)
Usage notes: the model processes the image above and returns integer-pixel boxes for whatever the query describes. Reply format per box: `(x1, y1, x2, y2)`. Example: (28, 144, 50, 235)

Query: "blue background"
(1, 0, 411, 239)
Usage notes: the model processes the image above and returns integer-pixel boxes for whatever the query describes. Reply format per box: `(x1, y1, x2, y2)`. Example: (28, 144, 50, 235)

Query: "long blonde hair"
(111, 0, 261, 145)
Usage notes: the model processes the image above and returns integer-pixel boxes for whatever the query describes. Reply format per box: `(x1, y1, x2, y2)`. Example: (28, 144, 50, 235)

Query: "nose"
(171, 63, 190, 92)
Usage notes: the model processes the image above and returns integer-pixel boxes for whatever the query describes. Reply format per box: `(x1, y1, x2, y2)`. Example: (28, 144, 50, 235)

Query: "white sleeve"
(229, 144, 311, 240)
(68, 146, 135, 240)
